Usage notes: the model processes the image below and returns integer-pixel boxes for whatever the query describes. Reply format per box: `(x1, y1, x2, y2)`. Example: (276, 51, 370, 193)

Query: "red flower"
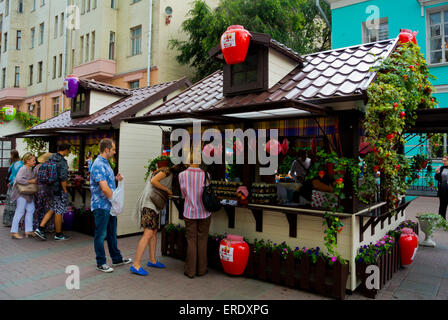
(386, 133, 395, 141)
(400, 111, 405, 119)
(336, 178, 343, 185)
(396, 164, 400, 170)
(393, 102, 398, 109)
(318, 171, 325, 179)
(403, 75, 408, 80)
(373, 165, 380, 172)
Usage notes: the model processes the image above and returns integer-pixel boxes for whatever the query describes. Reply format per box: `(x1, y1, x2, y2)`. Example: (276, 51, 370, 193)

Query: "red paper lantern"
(221, 25, 252, 65)
(233, 139, 244, 156)
(219, 235, 249, 276)
(266, 139, 282, 155)
(398, 29, 417, 45)
(281, 138, 289, 155)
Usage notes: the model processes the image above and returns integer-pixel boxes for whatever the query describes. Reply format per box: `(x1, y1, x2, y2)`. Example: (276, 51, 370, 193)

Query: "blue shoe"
(147, 261, 165, 269)
(130, 265, 148, 276)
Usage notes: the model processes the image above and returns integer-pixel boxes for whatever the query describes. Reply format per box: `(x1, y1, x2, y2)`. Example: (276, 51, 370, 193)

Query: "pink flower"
(331, 257, 337, 262)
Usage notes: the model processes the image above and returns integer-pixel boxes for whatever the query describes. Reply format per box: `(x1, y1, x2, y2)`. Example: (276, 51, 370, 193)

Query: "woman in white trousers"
(10, 153, 37, 239)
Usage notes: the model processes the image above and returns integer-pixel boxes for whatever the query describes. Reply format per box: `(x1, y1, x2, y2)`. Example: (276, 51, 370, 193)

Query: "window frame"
(362, 17, 389, 43)
(426, 5, 448, 66)
(223, 43, 268, 96)
(70, 87, 90, 118)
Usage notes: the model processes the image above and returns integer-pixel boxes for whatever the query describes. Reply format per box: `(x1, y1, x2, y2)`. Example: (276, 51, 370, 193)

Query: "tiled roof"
(79, 79, 132, 96)
(30, 79, 190, 131)
(147, 38, 398, 117)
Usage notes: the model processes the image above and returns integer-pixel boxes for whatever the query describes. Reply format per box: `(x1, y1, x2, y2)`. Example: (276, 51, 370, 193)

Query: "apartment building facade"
(0, 0, 218, 120)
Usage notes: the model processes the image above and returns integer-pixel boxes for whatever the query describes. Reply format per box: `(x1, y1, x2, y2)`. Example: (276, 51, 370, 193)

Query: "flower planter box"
(161, 227, 349, 300)
(356, 223, 419, 299)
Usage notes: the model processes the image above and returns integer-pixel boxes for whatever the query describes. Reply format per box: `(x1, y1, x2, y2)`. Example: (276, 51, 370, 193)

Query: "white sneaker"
(96, 264, 114, 273)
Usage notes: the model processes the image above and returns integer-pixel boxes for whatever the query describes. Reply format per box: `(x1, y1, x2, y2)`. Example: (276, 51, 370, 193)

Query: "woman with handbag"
(3, 150, 23, 227)
(131, 165, 184, 276)
(10, 153, 38, 239)
(178, 154, 212, 279)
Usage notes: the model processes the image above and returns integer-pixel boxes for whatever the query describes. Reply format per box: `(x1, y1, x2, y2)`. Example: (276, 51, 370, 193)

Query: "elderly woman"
(2, 150, 23, 227)
(10, 153, 37, 239)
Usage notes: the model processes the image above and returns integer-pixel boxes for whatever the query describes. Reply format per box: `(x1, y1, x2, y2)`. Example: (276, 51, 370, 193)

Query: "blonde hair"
(22, 152, 35, 164)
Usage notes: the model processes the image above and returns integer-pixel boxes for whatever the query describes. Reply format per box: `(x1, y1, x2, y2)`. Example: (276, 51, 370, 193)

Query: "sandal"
(11, 234, 24, 240)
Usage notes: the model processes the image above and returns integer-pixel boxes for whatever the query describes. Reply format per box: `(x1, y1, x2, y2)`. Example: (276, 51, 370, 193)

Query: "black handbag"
(202, 172, 222, 212)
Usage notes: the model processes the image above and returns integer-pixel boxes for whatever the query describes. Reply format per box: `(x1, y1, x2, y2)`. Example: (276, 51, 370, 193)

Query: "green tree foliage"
(170, 0, 331, 82)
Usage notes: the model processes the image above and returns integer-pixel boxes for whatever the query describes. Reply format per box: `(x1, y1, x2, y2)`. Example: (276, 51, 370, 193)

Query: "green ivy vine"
(361, 41, 438, 211)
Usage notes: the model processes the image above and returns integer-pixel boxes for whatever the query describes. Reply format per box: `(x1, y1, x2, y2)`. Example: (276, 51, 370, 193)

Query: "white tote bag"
(110, 179, 125, 216)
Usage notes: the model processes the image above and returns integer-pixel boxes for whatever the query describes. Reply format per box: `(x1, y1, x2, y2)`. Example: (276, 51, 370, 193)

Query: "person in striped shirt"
(178, 155, 211, 278)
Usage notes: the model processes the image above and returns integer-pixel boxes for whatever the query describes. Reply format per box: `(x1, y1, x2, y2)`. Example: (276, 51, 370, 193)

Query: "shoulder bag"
(17, 183, 38, 195)
(150, 171, 169, 211)
(202, 172, 222, 212)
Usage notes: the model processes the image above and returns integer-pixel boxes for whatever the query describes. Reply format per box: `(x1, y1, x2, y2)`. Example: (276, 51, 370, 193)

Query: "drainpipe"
(316, 0, 330, 29)
(63, 0, 69, 80)
(147, 0, 153, 86)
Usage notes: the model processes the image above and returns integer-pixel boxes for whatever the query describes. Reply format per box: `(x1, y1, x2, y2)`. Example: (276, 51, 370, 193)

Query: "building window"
(18, 0, 23, 13)
(131, 26, 142, 56)
(27, 103, 34, 115)
(109, 31, 115, 60)
(93, 0, 97, 9)
(0, 139, 12, 168)
(36, 100, 41, 118)
(111, 0, 116, 9)
(129, 80, 139, 89)
(4, 32, 7, 52)
(80, 36, 84, 64)
(6, 0, 9, 17)
(2, 68, 6, 89)
(91, 31, 95, 61)
(29, 65, 33, 86)
(16, 30, 21, 50)
(53, 97, 60, 116)
(38, 61, 43, 83)
(52, 56, 56, 79)
(223, 43, 268, 96)
(39, 23, 44, 45)
(362, 18, 389, 43)
(85, 34, 90, 62)
(14, 66, 20, 87)
(54, 16, 58, 39)
(59, 53, 62, 78)
(428, 8, 448, 64)
(32, 0, 36, 11)
(71, 87, 90, 118)
(60, 13, 64, 37)
(31, 27, 35, 49)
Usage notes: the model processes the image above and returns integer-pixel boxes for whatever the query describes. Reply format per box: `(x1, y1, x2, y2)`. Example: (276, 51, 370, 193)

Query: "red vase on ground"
(220, 235, 249, 275)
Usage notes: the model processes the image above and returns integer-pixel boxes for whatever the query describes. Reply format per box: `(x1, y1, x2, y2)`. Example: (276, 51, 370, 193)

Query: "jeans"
(93, 209, 123, 267)
(11, 197, 35, 233)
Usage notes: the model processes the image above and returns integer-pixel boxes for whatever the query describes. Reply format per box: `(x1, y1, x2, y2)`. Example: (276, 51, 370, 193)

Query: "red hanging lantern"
(398, 29, 417, 45)
(281, 138, 289, 155)
(266, 139, 282, 155)
(221, 25, 252, 65)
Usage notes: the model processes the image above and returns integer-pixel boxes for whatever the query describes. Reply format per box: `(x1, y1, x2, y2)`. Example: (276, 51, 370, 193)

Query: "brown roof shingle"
(30, 78, 190, 131)
(146, 38, 398, 118)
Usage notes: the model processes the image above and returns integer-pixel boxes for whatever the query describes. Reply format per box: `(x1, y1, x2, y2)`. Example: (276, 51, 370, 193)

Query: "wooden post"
(337, 110, 362, 213)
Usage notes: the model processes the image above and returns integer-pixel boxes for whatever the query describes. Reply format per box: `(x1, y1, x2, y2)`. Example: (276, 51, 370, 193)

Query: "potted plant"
(416, 213, 448, 247)
(144, 155, 172, 181)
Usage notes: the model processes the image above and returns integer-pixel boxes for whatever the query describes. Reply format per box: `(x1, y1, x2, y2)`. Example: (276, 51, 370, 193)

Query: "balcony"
(72, 59, 116, 80)
(0, 87, 27, 104)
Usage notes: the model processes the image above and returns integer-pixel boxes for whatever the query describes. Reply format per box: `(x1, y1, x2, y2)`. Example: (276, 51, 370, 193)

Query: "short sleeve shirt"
(90, 156, 116, 211)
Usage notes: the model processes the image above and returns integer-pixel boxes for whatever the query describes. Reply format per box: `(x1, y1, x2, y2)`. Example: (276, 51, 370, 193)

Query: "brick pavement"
(0, 196, 447, 300)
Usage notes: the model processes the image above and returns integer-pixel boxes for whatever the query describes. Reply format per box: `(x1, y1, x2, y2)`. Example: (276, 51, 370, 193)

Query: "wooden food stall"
(6, 78, 191, 236)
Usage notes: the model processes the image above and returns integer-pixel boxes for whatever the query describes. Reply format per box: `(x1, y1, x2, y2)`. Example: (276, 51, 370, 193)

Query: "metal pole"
(147, 0, 153, 86)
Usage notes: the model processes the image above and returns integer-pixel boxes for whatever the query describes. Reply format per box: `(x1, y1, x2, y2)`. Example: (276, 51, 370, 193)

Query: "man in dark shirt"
(34, 143, 71, 241)
(435, 155, 448, 220)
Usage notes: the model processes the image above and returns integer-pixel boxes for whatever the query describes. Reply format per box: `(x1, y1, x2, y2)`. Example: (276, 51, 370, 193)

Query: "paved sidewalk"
(0, 196, 447, 300)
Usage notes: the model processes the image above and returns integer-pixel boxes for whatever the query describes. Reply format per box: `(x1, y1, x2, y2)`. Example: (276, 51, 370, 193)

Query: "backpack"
(37, 160, 58, 185)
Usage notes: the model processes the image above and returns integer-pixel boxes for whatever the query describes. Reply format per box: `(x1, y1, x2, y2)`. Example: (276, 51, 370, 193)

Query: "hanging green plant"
(361, 41, 438, 211)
